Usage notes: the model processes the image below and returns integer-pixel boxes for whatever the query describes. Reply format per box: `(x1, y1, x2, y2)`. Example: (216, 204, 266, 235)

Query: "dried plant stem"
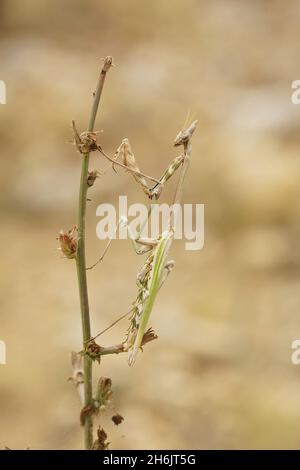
(97, 344, 125, 355)
(76, 56, 113, 449)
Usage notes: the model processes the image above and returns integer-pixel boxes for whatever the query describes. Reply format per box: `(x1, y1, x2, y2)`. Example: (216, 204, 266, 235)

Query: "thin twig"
(86, 307, 135, 344)
(86, 217, 125, 270)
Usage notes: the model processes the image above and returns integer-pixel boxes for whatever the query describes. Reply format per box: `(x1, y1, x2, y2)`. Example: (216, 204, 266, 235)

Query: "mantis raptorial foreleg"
(113, 138, 151, 197)
(112, 138, 186, 201)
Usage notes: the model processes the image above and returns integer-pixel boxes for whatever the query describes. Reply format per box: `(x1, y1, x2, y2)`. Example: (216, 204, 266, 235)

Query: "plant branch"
(76, 56, 113, 450)
(98, 343, 125, 356)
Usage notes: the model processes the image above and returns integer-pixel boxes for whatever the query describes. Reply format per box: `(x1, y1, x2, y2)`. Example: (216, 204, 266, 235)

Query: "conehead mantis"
(85, 120, 197, 366)
(122, 120, 197, 365)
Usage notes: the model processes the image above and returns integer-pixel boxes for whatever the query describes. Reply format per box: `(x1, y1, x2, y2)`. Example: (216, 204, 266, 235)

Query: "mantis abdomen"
(127, 231, 173, 366)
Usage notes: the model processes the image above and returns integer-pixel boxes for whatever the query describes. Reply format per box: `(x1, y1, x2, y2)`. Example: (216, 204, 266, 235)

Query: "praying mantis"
(86, 120, 197, 366)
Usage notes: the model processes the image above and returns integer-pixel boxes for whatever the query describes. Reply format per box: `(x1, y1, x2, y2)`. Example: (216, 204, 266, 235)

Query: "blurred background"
(0, 0, 300, 450)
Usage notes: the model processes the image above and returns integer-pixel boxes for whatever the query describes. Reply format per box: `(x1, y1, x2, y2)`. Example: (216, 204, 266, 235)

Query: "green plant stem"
(76, 56, 113, 450)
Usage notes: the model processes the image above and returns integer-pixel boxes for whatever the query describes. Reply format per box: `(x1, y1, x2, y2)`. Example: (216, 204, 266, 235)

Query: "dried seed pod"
(92, 427, 109, 450)
(95, 377, 113, 408)
(87, 170, 99, 187)
(79, 131, 99, 153)
(72, 120, 99, 154)
(141, 327, 158, 348)
(85, 340, 102, 363)
(80, 404, 95, 426)
(112, 413, 124, 426)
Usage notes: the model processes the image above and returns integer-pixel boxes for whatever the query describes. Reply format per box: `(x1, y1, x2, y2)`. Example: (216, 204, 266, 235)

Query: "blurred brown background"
(1, 0, 300, 450)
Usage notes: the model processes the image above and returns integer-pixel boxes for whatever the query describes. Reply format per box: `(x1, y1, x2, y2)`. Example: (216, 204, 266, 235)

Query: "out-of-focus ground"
(1, 0, 300, 449)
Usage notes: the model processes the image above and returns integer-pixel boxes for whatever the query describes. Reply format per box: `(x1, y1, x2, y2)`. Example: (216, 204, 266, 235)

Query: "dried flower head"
(95, 377, 113, 408)
(87, 170, 100, 187)
(80, 404, 95, 426)
(85, 340, 102, 363)
(57, 227, 77, 259)
(141, 327, 158, 348)
(79, 131, 99, 153)
(92, 427, 109, 450)
(112, 413, 124, 426)
(72, 120, 99, 154)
